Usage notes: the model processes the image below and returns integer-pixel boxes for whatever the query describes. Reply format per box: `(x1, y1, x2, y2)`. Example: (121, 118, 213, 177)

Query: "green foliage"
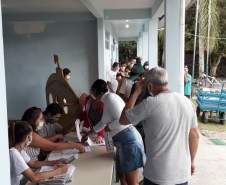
(185, 4, 196, 51)
(186, 0, 226, 76)
(119, 41, 137, 63)
(214, 0, 226, 55)
(199, 0, 220, 52)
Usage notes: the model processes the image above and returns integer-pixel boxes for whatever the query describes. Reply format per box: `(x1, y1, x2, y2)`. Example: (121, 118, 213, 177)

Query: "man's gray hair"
(145, 67, 168, 85)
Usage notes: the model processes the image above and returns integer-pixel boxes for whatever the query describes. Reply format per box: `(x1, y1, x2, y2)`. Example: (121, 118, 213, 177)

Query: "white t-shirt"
(126, 92, 198, 185)
(118, 78, 133, 98)
(94, 92, 130, 137)
(9, 148, 30, 185)
(106, 70, 118, 93)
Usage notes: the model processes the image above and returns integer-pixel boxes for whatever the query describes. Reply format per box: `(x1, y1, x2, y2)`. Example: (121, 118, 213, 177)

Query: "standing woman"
(90, 79, 146, 185)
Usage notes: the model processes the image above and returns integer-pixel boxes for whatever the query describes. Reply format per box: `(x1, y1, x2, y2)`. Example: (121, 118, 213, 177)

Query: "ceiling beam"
(118, 37, 138, 41)
(80, 0, 103, 18)
(104, 9, 151, 20)
(185, 0, 196, 10)
(151, 0, 164, 18)
(3, 12, 95, 22)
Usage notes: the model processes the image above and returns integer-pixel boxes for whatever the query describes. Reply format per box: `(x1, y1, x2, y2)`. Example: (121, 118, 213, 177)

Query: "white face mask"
(25, 135, 32, 147)
(66, 75, 71, 80)
(36, 121, 44, 131)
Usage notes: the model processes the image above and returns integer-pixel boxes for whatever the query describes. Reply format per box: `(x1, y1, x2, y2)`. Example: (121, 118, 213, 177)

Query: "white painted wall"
(142, 31, 149, 63)
(148, 18, 158, 68)
(0, 5, 11, 185)
(3, 16, 98, 119)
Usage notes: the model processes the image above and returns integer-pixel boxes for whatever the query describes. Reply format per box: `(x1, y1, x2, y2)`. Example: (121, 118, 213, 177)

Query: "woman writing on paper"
(9, 121, 68, 185)
(21, 106, 85, 160)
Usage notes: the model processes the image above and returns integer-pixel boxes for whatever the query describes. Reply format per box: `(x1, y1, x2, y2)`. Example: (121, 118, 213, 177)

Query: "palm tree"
(209, 0, 226, 76)
(198, 0, 220, 76)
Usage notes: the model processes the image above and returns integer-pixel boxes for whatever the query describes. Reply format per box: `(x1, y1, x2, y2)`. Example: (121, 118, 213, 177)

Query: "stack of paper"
(39, 164, 76, 185)
(48, 149, 79, 161)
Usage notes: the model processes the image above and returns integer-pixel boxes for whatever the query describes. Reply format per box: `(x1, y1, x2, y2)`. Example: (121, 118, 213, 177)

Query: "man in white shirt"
(120, 67, 199, 185)
(106, 62, 119, 93)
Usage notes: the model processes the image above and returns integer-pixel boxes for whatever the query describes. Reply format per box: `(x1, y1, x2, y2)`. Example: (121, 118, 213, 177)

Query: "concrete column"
(97, 18, 105, 79)
(148, 18, 158, 68)
(0, 2, 11, 184)
(137, 37, 140, 57)
(142, 31, 149, 63)
(137, 32, 143, 57)
(165, 0, 185, 94)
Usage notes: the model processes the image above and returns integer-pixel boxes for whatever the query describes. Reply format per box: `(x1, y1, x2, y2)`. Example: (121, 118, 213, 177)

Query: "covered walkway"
(0, 0, 208, 184)
(191, 136, 226, 185)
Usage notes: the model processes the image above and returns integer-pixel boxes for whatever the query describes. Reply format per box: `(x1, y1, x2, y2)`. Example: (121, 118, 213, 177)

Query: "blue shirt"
(184, 74, 192, 96)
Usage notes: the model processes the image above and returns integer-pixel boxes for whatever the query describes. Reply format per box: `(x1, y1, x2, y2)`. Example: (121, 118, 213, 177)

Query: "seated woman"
(21, 106, 85, 160)
(9, 121, 68, 185)
(80, 93, 105, 144)
(89, 79, 146, 185)
(22, 105, 64, 142)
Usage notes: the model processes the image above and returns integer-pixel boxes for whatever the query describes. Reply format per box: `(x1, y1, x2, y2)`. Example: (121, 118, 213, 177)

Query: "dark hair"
(120, 63, 126, 67)
(91, 79, 108, 96)
(116, 73, 123, 78)
(8, 121, 33, 148)
(112, 62, 119, 69)
(44, 103, 64, 116)
(21, 107, 42, 130)
(136, 57, 141, 64)
(143, 61, 149, 66)
(63, 68, 71, 77)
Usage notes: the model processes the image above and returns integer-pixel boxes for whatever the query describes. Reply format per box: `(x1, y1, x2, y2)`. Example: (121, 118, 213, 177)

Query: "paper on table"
(75, 119, 82, 142)
(87, 137, 105, 146)
(84, 146, 92, 152)
(40, 164, 76, 185)
(48, 149, 79, 161)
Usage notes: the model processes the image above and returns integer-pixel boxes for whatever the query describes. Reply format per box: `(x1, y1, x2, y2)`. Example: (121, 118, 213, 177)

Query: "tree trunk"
(199, 37, 205, 77)
(162, 50, 165, 68)
(210, 54, 223, 76)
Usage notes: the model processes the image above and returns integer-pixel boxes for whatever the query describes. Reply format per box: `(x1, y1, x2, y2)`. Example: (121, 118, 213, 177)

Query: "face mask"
(144, 65, 149, 70)
(25, 135, 32, 147)
(36, 121, 44, 131)
(66, 75, 71, 80)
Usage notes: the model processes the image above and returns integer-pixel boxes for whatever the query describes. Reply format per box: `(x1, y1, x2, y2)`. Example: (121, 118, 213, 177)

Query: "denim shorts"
(113, 126, 146, 173)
